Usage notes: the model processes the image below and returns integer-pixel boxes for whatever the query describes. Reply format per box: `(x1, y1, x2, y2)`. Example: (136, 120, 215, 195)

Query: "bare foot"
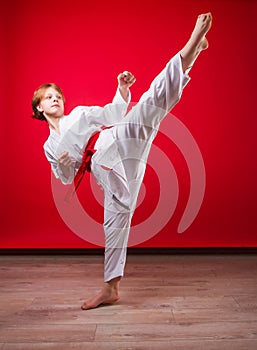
(190, 13, 212, 51)
(81, 281, 120, 311)
(180, 12, 212, 71)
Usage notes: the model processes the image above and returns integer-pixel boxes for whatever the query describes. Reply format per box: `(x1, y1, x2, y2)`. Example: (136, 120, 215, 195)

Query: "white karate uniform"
(44, 52, 190, 282)
(44, 88, 130, 184)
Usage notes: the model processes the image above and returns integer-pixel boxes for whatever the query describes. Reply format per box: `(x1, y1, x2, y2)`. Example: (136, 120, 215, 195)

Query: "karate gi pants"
(91, 53, 190, 282)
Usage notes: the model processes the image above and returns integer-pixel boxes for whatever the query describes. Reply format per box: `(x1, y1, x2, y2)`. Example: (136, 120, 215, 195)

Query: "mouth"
(51, 104, 60, 108)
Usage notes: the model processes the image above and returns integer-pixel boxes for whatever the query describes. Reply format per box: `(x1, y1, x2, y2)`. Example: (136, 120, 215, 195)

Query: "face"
(37, 87, 64, 119)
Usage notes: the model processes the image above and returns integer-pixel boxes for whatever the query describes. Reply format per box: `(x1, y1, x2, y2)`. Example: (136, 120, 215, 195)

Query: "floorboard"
(0, 254, 257, 349)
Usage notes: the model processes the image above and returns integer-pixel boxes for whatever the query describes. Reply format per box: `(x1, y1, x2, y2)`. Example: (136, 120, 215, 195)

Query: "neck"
(46, 116, 61, 134)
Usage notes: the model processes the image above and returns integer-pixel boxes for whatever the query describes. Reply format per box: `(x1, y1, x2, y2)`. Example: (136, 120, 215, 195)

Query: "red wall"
(1, 0, 257, 248)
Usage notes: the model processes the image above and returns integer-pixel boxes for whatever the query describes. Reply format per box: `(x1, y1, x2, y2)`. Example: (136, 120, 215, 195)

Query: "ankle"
(105, 277, 121, 292)
(107, 276, 121, 286)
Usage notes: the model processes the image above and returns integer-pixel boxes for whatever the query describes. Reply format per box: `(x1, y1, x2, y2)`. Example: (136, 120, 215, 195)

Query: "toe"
(81, 303, 88, 310)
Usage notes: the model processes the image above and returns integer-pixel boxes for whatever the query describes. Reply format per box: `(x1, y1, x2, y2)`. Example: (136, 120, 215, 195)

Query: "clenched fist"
(117, 71, 136, 89)
(58, 151, 75, 167)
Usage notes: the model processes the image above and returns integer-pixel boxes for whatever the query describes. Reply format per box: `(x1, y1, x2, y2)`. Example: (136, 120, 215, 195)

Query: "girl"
(32, 13, 212, 310)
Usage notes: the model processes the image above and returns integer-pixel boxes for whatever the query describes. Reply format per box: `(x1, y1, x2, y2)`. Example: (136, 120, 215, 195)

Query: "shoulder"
(43, 132, 57, 155)
(43, 137, 51, 153)
(43, 139, 52, 159)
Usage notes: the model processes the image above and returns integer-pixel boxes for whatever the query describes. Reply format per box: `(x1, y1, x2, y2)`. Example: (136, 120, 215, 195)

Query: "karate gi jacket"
(43, 88, 130, 185)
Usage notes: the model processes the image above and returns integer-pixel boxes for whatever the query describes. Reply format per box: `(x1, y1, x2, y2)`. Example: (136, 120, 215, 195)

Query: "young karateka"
(32, 13, 212, 310)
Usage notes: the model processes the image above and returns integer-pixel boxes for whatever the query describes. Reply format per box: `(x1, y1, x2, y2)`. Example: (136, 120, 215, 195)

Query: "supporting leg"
(81, 189, 133, 311)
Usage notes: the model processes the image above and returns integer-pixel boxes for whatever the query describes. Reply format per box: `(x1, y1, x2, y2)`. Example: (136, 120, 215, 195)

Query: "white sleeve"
(87, 87, 131, 127)
(112, 87, 131, 105)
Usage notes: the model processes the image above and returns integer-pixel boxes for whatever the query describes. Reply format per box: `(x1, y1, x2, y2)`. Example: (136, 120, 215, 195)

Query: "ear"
(36, 105, 44, 113)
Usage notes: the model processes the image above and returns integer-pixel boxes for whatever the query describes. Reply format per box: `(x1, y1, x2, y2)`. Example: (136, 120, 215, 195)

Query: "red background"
(1, 0, 257, 248)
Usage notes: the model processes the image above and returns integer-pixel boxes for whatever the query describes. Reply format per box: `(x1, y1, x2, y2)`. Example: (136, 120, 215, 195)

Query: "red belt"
(65, 131, 101, 202)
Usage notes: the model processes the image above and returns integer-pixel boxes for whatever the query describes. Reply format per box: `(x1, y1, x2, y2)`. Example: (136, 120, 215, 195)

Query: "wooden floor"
(0, 253, 257, 349)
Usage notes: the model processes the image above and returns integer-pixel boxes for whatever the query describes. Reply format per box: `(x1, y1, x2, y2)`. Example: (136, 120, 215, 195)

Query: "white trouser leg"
(112, 53, 190, 187)
(103, 189, 133, 282)
(138, 52, 190, 111)
(114, 53, 190, 140)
